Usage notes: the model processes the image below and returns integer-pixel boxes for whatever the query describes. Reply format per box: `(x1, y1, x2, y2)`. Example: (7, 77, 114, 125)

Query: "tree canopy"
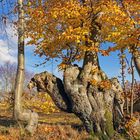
(24, 0, 139, 67)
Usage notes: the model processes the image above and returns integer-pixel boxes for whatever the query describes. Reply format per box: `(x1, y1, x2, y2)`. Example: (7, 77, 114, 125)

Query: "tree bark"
(64, 51, 124, 138)
(14, 0, 38, 134)
(28, 71, 72, 113)
(28, 63, 124, 139)
(133, 54, 140, 76)
(130, 57, 135, 117)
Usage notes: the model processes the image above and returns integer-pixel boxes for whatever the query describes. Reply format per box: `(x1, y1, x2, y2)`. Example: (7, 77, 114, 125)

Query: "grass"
(0, 110, 90, 140)
(0, 103, 140, 140)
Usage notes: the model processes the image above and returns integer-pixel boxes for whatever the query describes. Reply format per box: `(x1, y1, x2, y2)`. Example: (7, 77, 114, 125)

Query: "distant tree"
(0, 61, 34, 93)
(0, 61, 16, 93)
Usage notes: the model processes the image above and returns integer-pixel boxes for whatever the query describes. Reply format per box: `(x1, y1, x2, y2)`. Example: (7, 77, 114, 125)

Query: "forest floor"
(0, 106, 140, 140)
(0, 109, 90, 140)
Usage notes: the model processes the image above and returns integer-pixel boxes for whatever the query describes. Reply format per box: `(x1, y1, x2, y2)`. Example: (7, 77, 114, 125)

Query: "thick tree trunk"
(28, 55, 124, 139)
(14, 0, 38, 134)
(63, 51, 124, 138)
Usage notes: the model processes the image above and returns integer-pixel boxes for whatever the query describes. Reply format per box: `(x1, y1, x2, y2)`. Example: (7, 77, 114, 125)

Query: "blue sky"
(24, 42, 139, 81)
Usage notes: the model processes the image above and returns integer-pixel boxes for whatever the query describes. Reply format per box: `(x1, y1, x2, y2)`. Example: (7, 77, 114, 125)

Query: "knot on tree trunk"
(64, 65, 125, 136)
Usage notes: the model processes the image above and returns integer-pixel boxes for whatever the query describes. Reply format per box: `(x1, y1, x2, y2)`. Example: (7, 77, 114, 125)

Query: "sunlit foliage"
(25, 0, 139, 65)
(24, 92, 59, 114)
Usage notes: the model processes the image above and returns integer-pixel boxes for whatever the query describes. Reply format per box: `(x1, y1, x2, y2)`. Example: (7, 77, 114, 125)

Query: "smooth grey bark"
(130, 57, 135, 117)
(14, 0, 38, 134)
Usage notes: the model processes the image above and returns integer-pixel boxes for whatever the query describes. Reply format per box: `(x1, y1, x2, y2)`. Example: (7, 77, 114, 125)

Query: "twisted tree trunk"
(27, 1, 124, 137)
(14, 0, 38, 134)
(63, 51, 124, 138)
(28, 52, 124, 139)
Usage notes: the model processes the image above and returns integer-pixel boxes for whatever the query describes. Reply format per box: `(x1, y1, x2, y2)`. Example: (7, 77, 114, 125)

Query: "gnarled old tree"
(25, 0, 128, 139)
(28, 65, 124, 138)
(14, 0, 38, 134)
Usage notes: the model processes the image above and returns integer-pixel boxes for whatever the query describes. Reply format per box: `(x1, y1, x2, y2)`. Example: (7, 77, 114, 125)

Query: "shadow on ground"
(0, 115, 16, 127)
(0, 112, 84, 131)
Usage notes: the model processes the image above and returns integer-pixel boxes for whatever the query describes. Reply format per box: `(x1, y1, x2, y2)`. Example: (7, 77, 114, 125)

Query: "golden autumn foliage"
(24, 0, 139, 64)
(125, 115, 140, 139)
(25, 0, 92, 63)
(90, 78, 111, 90)
(97, 0, 140, 54)
(58, 63, 68, 71)
(23, 92, 59, 114)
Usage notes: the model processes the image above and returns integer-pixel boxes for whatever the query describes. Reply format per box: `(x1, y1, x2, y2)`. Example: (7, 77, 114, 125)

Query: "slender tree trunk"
(130, 56, 134, 117)
(14, 0, 25, 117)
(120, 50, 129, 114)
(120, 0, 140, 76)
(14, 0, 38, 134)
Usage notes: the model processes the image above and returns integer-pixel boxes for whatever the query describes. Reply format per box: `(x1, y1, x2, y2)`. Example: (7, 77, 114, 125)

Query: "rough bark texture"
(28, 72, 72, 112)
(28, 64, 124, 139)
(14, 0, 38, 134)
